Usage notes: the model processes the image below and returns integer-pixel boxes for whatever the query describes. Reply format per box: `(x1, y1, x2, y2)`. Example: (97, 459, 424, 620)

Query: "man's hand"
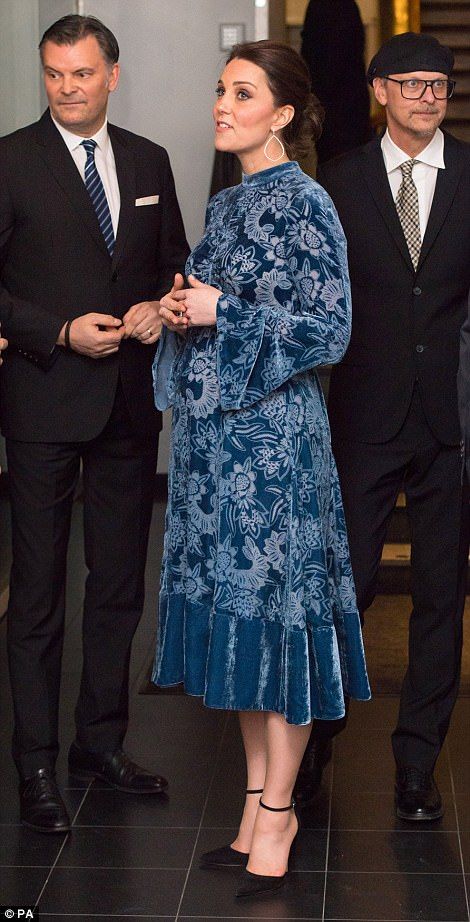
(159, 273, 188, 334)
(57, 313, 125, 358)
(0, 333, 8, 366)
(122, 300, 162, 344)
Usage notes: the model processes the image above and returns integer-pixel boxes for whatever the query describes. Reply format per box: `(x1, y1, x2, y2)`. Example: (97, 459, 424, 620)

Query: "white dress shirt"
(52, 116, 121, 237)
(381, 128, 445, 240)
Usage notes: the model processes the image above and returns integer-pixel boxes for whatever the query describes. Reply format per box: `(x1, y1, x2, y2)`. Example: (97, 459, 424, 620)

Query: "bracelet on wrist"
(64, 319, 73, 350)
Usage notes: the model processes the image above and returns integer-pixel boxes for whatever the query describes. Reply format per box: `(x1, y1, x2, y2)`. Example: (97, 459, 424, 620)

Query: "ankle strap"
(259, 798, 295, 812)
(246, 788, 263, 794)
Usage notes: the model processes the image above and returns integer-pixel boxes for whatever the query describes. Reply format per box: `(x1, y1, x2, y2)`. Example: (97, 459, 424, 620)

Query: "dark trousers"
(312, 391, 469, 769)
(6, 383, 158, 777)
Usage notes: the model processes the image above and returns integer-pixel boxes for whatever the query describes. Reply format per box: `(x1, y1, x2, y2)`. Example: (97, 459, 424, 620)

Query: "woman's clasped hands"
(159, 273, 221, 333)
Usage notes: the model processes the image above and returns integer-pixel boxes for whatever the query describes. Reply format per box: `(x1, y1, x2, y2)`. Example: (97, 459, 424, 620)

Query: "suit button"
(413, 286, 422, 295)
(416, 344, 424, 353)
(111, 270, 118, 282)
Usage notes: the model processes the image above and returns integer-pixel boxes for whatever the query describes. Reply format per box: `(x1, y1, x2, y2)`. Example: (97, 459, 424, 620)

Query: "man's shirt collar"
(51, 114, 110, 154)
(381, 128, 445, 173)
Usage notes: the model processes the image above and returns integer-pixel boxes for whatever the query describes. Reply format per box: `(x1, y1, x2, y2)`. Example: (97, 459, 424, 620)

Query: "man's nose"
(61, 76, 77, 95)
(422, 84, 437, 103)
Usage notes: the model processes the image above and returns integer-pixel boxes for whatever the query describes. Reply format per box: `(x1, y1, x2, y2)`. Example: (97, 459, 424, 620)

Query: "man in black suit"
(0, 14, 189, 833)
(301, 0, 371, 162)
(295, 32, 470, 820)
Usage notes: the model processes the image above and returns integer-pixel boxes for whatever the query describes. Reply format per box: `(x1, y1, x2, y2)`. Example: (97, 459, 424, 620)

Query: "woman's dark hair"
(39, 14, 119, 67)
(227, 40, 324, 159)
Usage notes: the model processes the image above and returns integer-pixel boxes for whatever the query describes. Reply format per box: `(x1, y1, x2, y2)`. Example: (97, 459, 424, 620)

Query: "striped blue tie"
(81, 139, 115, 256)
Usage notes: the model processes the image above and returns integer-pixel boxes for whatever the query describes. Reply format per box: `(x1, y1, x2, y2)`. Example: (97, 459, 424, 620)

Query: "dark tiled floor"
(0, 501, 469, 920)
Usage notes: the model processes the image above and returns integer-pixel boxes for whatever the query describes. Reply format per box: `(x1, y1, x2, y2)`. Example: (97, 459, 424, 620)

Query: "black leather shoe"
(294, 736, 332, 803)
(68, 743, 168, 794)
(19, 768, 71, 834)
(395, 765, 443, 821)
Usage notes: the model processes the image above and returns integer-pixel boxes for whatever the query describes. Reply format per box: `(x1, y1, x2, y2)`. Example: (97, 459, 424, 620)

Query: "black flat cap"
(367, 31, 454, 85)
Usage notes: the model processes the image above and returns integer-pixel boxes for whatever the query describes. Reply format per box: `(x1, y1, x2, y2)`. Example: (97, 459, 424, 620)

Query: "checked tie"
(395, 159, 421, 270)
(81, 139, 115, 256)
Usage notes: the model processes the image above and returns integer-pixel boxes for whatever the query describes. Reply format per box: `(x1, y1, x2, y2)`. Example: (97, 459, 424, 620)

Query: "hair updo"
(226, 40, 324, 160)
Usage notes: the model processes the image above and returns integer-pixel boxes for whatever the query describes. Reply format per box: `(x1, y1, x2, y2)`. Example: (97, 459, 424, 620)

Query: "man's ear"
(373, 77, 387, 107)
(108, 62, 120, 93)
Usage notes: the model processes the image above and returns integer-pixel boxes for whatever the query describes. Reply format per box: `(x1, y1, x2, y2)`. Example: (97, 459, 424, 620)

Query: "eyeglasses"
(385, 77, 456, 99)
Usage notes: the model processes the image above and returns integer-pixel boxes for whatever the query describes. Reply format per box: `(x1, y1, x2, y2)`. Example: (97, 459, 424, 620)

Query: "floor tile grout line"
(446, 739, 470, 921)
(34, 782, 93, 909)
(2, 821, 465, 831)
(174, 712, 231, 921)
(36, 912, 324, 922)
(1, 864, 466, 875)
(321, 737, 336, 922)
(34, 912, 178, 922)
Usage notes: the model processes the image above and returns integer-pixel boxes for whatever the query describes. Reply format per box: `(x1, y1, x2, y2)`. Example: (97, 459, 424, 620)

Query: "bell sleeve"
(216, 186, 352, 411)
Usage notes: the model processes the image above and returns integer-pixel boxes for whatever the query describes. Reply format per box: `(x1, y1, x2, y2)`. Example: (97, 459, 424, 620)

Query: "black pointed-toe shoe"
(200, 843, 249, 869)
(200, 789, 262, 869)
(395, 765, 443, 821)
(20, 768, 71, 834)
(235, 798, 297, 900)
(294, 736, 332, 804)
(68, 742, 168, 794)
(236, 866, 288, 898)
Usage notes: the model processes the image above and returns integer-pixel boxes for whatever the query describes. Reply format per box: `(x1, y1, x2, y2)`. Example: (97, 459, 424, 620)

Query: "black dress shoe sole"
(68, 766, 168, 794)
(21, 818, 71, 834)
(396, 804, 444, 822)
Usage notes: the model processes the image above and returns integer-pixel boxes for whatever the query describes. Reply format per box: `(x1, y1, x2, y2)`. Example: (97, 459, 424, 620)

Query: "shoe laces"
(23, 770, 60, 801)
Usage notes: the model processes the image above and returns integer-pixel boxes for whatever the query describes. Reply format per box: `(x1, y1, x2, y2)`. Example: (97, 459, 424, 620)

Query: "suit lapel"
(359, 139, 414, 271)
(33, 111, 110, 257)
(108, 125, 136, 269)
(417, 133, 463, 269)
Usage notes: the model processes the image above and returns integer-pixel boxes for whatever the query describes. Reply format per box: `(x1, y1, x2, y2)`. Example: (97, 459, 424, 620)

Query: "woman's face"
(213, 58, 289, 172)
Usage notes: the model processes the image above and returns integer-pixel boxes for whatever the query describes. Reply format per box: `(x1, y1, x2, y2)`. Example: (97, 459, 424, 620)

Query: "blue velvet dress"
(152, 161, 370, 725)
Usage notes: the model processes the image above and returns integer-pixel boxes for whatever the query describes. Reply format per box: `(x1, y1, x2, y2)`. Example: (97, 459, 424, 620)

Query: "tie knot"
(81, 139, 97, 156)
(400, 159, 416, 179)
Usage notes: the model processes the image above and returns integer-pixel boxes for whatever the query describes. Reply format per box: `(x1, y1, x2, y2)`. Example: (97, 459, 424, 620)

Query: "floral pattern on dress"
(153, 161, 370, 725)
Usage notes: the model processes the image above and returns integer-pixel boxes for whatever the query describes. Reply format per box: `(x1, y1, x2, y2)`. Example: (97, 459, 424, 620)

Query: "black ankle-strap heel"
(236, 798, 297, 899)
(199, 788, 264, 870)
(259, 798, 295, 811)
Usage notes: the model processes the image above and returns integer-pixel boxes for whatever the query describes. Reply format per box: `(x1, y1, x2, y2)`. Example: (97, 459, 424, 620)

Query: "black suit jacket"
(457, 292, 470, 477)
(0, 110, 189, 442)
(318, 132, 470, 445)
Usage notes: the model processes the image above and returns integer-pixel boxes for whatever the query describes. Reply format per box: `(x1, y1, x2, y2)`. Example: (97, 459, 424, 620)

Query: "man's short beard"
(413, 126, 438, 138)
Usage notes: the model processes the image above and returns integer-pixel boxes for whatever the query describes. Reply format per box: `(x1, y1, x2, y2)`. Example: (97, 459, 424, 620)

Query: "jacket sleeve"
(216, 186, 352, 411)
(458, 294, 470, 472)
(0, 154, 64, 364)
(152, 148, 190, 301)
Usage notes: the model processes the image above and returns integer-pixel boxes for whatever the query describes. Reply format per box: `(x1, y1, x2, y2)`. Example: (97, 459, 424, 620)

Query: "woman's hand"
(173, 275, 221, 328)
(159, 273, 188, 334)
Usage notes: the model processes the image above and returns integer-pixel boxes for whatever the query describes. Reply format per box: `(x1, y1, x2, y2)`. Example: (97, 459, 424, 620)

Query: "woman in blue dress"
(153, 40, 370, 898)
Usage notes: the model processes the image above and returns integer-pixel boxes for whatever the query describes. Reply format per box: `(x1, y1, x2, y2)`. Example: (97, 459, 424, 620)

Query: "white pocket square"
(135, 195, 159, 206)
